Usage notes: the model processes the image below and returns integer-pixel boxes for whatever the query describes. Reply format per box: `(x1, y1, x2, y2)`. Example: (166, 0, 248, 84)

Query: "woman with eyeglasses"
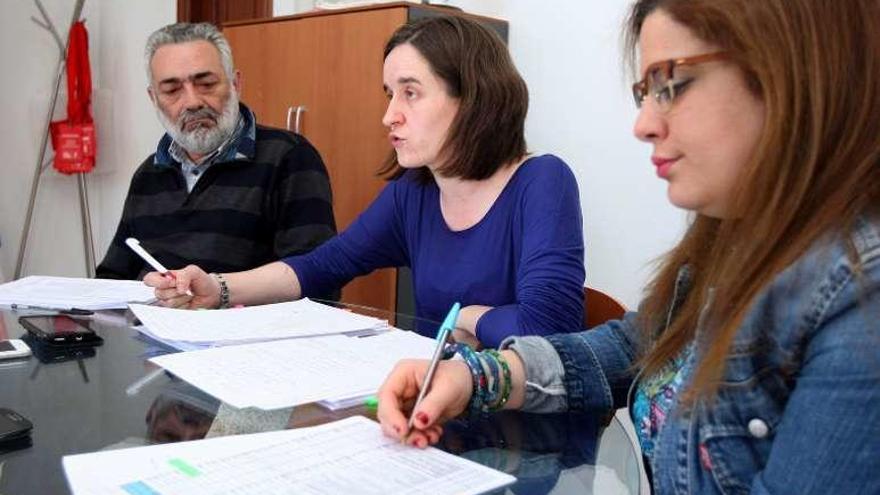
(377, 0, 880, 492)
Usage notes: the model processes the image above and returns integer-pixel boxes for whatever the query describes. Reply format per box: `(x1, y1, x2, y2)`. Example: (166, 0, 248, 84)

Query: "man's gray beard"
(156, 91, 240, 156)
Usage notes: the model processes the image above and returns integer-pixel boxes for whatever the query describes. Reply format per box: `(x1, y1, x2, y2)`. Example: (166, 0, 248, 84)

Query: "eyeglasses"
(632, 52, 729, 112)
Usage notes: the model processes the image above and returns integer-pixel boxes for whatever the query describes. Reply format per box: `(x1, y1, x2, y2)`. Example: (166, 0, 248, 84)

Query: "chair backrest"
(583, 286, 626, 329)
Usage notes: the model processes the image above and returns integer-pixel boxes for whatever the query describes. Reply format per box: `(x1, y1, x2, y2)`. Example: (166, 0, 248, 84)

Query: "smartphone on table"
(0, 408, 32, 442)
(21, 333, 97, 364)
(0, 339, 31, 360)
(0, 408, 33, 453)
(19, 315, 103, 347)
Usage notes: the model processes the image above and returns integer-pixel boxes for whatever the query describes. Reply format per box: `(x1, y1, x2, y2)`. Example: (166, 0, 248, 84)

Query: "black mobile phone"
(0, 408, 32, 443)
(19, 315, 103, 348)
(21, 333, 97, 364)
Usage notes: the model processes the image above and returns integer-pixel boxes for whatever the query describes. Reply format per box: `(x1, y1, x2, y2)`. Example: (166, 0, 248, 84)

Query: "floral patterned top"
(632, 343, 695, 462)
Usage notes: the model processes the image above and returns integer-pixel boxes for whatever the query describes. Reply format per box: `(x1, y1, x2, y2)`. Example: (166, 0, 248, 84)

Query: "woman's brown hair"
(626, 0, 880, 397)
(379, 15, 528, 182)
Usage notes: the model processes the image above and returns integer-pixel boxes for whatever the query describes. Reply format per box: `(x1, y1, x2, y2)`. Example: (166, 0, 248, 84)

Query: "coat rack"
(15, 0, 96, 279)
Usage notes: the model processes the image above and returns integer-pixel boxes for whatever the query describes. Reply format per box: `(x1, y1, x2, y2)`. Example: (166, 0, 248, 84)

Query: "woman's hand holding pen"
(143, 265, 219, 309)
(376, 359, 473, 448)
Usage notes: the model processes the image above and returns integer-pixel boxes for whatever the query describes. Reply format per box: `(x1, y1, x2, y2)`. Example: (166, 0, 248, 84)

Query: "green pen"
(364, 395, 379, 412)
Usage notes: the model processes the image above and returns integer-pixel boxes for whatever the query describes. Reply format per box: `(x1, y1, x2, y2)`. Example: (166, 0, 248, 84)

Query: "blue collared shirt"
(153, 103, 257, 192)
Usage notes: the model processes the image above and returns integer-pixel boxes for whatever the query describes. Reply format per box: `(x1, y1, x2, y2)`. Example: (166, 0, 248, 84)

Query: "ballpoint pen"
(125, 237, 192, 296)
(125, 238, 173, 276)
(9, 304, 94, 316)
(407, 302, 461, 432)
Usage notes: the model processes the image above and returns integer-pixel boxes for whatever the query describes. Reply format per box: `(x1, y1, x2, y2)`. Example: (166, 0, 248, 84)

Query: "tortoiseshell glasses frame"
(632, 52, 729, 112)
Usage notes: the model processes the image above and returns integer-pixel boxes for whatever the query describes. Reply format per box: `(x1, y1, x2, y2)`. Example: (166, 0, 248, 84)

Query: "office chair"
(583, 286, 627, 329)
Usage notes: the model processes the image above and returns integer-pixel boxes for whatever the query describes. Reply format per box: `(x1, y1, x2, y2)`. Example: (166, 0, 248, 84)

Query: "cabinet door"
(178, 0, 272, 25)
(225, 8, 407, 315)
(224, 20, 316, 130)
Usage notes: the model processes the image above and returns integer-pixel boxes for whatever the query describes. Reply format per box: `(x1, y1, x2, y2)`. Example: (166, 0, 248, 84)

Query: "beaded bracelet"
(478, 349, 502, 407)
(484, 349, 512, 411)
(210, 273, 230, 309)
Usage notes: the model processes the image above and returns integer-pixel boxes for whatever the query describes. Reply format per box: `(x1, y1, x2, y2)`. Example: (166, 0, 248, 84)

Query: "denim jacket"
(503, 217, 880, 494)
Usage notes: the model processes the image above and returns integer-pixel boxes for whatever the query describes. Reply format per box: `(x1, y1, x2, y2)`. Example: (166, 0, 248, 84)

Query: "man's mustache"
(178, 107, 219, 131)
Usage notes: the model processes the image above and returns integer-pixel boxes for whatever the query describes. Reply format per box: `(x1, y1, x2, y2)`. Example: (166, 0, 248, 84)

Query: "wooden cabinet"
(178, 0, 272, 24)
(223, 3, 507, 316)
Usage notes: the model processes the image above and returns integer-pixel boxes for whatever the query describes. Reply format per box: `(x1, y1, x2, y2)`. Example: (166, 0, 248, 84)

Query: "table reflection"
(0, 304, 640, 495)
(438, 411, 608, 495)
(145, 379, 219, 444)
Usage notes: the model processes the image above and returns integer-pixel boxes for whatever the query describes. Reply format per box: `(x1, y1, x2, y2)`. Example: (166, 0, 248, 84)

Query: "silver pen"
(407, 302, 461, 432)
(125, 368, 167, 396)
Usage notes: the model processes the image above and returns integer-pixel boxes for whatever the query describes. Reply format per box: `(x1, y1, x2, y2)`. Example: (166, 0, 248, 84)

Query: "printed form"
(149, 330, 437, 409)
(0, 276, 155, 310)
(129, 298, 387, 345)
(64, 416, 516, 495)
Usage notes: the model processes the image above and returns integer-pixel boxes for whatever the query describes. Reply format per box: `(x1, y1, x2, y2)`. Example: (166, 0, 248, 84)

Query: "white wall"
(0, 0, 174, 280)
(1, 0, 97, 280)
(436, 0, 689, 308)
(506, 1, 688, 309)
(1, 0, 685, 308)
(274, 0, 311, 16)
(90, 0, 176, 267)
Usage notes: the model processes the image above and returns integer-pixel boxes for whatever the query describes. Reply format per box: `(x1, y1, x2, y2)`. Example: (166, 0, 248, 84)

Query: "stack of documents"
(63, 416, 516, 495)
(149, 330, 437, 410)
(0, 276, 155, 310)
(129, 298, 388, 350)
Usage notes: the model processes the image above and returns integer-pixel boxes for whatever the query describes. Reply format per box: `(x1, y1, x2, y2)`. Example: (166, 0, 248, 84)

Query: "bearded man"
(97, 23, 337, 281)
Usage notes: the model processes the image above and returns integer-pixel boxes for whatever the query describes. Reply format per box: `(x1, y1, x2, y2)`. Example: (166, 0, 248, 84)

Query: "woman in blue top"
(147, 16, 585, 348)
(377, 1, 880, 493)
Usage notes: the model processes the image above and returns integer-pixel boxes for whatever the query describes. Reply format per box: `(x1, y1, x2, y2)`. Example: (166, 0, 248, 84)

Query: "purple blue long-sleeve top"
(283, 154, 585, 347)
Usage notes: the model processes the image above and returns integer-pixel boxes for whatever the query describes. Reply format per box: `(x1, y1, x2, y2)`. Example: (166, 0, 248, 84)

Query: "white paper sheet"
(149, 331, 437, 409)
(63, 416, 516, 495)
(0, 276, 155, 310)
(129, 298, 387, 345)
(317, 393, 374, 411)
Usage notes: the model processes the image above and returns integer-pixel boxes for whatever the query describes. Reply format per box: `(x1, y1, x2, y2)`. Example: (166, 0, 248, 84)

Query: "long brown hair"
(379, 15, 528, 182)
(626, 0, 880, 397)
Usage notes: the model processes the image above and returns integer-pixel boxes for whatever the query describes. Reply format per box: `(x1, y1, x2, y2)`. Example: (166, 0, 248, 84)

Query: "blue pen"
(407, 302, 461, 432)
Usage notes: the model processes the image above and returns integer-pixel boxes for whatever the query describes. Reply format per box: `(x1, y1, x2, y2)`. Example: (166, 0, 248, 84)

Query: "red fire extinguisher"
(49, 21, 96, 175)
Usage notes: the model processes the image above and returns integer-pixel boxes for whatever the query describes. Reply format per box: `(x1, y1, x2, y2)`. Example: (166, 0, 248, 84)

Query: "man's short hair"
(144, 22, 235, 84)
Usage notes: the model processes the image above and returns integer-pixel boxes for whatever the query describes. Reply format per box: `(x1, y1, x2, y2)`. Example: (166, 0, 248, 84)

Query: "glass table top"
(0, 306, 640, 494)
